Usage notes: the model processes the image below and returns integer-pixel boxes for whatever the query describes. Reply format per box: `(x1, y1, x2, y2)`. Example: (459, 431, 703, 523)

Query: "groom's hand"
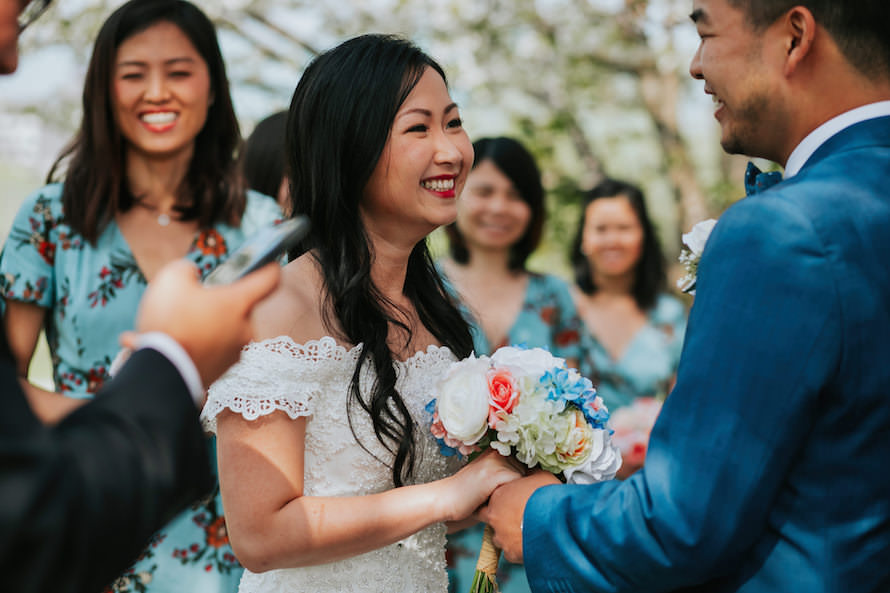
(478, 470, 560, 563)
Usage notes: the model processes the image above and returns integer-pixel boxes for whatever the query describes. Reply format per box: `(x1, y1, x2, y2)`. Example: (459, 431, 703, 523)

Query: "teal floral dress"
(449, 271, 584, 361)
(578, 293, 687, 412)
(0, 183, 282, 593)
(438, 269, 583, 593)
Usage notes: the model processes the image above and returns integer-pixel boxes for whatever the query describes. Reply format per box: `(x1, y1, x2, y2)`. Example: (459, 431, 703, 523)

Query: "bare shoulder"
(251, 254, 328, 344)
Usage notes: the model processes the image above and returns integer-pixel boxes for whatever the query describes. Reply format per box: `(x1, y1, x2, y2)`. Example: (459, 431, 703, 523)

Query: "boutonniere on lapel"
(677, 218, 718, 295)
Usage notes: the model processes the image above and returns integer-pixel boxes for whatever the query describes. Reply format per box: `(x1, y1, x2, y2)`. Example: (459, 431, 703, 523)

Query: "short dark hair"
(445, 136, 545, 271)
(243, 110, 288, 200)
(286, 34, 473, 487)
(727, 0, 890, 79)
(48, 0, 244, 243)
(570, 178, 667, 311)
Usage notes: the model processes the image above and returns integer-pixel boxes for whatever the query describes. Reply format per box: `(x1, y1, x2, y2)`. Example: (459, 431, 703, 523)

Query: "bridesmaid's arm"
(3, 300, 86, 423)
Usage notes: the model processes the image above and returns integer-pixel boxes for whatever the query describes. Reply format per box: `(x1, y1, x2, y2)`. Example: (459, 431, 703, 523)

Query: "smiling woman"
(438, 137, 582, 366)
(199, 34, 522, 593)
(569, 178, 686, 444)
(0, 1, 282, 592)
(112, 21, 213, 166)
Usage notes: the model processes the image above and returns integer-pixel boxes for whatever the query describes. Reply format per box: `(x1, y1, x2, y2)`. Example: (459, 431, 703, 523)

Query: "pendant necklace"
(134, 197, 176, 226)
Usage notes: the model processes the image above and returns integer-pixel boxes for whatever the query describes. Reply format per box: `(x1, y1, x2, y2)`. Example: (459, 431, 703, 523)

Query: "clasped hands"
(477, 469, 561, 564)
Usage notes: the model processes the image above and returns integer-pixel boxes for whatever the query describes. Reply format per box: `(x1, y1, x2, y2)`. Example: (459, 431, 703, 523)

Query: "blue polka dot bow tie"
(744, 161, 784, 195)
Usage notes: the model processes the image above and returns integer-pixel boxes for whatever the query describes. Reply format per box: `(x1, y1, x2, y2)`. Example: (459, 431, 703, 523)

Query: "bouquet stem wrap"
(470, 524, 500, 593)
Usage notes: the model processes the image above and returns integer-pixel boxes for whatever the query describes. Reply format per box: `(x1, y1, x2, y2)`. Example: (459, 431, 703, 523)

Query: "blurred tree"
(10, 0, 752, 274)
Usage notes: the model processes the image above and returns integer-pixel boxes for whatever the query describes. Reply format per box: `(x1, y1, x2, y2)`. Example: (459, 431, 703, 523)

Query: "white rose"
(436, 356, 492, 445)
(681, 218, 718, 257)
(491, 346, 563, 377)
(563, 429, 623, 484)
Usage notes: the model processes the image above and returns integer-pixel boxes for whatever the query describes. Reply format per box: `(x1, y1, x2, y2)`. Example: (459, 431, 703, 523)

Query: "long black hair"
(445, 136, 545, 271)
(48, 0, 244, 243)
(243, 110, 288, 199)
(570, 178, 666, 310)
(285, 34, 474, 486)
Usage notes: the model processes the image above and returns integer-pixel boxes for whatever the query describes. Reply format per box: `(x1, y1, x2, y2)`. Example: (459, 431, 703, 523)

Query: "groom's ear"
(782, 6, 817, 77)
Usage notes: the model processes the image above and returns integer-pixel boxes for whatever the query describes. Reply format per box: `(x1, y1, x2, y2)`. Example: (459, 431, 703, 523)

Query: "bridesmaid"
(438, 136, 582, 593)
(570, 178, 686, 410)
(569, 178, 686, 476)
(0, 1, 281, 591)
(438, 136, 582, 365)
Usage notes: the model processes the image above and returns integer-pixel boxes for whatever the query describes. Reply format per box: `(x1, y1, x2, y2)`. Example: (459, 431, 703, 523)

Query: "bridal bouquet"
(426, 346, 621, 593)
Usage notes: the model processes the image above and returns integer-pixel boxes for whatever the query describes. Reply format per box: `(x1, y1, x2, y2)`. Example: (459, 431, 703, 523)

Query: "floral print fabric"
(578, 293, 687, 412)
(0, 183, 282, 593)
(460, 272, 583, 362)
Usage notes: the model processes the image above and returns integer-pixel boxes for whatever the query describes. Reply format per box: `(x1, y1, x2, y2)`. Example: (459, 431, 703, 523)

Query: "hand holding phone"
(204, 216, 310, 286)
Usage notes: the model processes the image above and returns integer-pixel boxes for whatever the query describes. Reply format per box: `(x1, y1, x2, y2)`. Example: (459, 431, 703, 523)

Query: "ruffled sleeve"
(201, 338, 317, 433)
(0, 184, 67, 313)
(242, 189, 284, 234)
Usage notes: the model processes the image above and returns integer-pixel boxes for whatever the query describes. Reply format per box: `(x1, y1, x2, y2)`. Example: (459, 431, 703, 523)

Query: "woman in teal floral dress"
(569, 178, 687, 478)
(0, 2, 281, 592)
(438, 137, 582, 593)
(569, 178, 687, 412)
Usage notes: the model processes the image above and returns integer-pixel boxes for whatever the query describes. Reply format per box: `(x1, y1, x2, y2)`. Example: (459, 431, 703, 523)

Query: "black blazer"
(0, 329, 213, 593)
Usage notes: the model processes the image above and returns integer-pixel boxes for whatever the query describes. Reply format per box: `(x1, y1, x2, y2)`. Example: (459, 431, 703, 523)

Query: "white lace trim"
(201, 395, 312, 431)
(201, 336, 456, 433)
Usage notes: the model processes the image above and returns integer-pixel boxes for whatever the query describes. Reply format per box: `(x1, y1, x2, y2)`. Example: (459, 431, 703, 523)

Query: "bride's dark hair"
(285, 34, 473, 486)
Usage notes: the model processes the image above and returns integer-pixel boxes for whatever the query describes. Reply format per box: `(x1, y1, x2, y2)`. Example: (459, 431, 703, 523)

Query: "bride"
(201, 34, 522, 592)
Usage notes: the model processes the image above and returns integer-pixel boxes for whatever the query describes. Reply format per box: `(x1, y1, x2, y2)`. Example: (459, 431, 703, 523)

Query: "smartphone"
(204, 216, 310, 286)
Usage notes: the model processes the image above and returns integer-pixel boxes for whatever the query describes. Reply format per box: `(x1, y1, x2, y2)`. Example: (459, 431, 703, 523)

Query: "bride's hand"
(439, 449, 524, 522)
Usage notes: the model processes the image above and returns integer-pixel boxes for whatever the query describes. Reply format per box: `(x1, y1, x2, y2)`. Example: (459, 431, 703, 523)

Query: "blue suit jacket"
(523, 116, 890, 592)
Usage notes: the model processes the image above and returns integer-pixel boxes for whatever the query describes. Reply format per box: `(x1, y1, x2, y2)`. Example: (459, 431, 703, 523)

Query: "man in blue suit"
(481, 1, 890, 591)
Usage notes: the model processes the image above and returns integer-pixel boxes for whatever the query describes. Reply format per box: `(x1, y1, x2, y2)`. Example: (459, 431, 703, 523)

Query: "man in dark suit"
(1, 3, 281, 591)
(482, 1, 890, 591)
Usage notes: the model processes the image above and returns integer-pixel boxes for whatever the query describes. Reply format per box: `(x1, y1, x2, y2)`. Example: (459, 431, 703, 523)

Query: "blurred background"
(1, 0, 762, 386)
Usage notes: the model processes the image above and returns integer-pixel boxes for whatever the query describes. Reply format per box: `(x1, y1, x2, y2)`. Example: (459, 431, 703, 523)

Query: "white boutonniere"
(677, 218, 718, 295)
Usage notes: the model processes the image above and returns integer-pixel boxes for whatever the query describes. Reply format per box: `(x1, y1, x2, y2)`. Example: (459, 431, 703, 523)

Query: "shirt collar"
(784, 101, 890, 178)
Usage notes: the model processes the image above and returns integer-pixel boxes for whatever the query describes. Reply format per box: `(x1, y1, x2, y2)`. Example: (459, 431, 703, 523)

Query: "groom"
(481, 0, 890, 591)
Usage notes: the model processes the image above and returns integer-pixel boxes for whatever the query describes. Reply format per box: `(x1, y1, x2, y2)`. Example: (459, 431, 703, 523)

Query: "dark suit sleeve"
(522, 193, 841, 592)
(0, 347, 213, 593)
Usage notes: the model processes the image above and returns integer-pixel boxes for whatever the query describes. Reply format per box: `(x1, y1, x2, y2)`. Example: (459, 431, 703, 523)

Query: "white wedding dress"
(202, 336, 463, 593)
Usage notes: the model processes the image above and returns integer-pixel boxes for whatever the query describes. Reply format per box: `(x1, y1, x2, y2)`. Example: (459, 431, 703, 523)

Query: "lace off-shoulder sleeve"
(201, 338, 319, 433)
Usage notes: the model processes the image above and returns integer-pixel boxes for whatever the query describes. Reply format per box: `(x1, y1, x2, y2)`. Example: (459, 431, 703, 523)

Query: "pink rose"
(431, 413, 480, 456)
(430, 413, 448, 440)
(486, 367, 519, 428)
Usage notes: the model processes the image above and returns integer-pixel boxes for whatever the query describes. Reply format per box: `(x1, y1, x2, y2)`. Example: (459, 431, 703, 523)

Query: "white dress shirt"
(784, 101, 890, 178)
